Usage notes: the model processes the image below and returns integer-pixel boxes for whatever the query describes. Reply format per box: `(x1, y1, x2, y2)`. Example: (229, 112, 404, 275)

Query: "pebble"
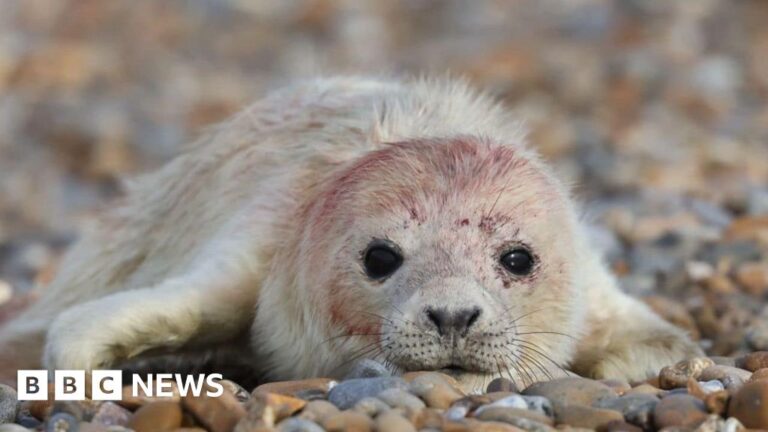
(698, 365, 751, 391)
(750, 368, 768, 382)
(345, 359, 391, 379)
(183, 387, 246, 432)
(521, 396, 554, 418)
(658, 357, 715, 389)
(220, 380, 251, 403)
(128, 401, 182, 432)
(523, 377, 615, 407)
(727, 379, 768, 428)
(653, 394, 709, 429)
(486, 378, 518, 393)
(735, 262, 768, 296)
(473, 394, 528, 416)
(45, 412, 79, 432)
(703, 390, 730, 416)
(297, 400, 339, 424)
(375, 411, 417, 432)
(119, 384, 180, 410)
(351, 397, 390, 417)
(376, 388, 426, 412)
(555, 404, 623, 429)
(321, 410, 374, 432)
(739, 351, 768, 372)
(91, 402, 131, 427)
(277, 417, 325, 432)
(475, 406, 554, 426)
(327, 377, 408, 410)
(0, 384, 19, 424)
(594, 393, 657, 430)
(253, 379, 336, 400)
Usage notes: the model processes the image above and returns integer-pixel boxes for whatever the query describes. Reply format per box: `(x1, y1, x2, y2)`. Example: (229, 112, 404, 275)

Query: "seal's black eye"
(500, 248, 535, 276)
(364, 242, 403, 279)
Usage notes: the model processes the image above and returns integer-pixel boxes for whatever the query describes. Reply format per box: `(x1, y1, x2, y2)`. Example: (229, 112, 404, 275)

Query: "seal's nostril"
(425, 307, 481, 336)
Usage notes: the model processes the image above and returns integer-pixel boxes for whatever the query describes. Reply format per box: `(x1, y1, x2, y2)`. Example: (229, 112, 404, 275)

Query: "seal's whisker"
(511, 339, 569, 377)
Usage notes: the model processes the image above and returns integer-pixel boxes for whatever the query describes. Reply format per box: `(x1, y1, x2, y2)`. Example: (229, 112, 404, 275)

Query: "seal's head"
(261, 137, 587, 390)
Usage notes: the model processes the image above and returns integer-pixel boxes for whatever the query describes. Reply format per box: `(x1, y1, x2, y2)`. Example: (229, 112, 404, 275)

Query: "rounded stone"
(327, 377, 408, 410)
(475, 406, 554, 426)
(220, 379, 250, 403)
(486, 378, 518, 393)
(375, 410, 417, 432)
(699, 365, 751, 391)
(739, 352, 768, 372)
(751, 368, 768, 382)
(277, 417, 325, 432)
(128, 401, 182, 432)
(473, 394, 528, 416)
(376, 388, 425, 412)
(554, 404, 623, 430)
(0, 383, 19, 424)
(727, 379, 768, 428)
(321, 410, 374, 432)
(523, 377, 614, 407)
(352, 397, 390, 417)
(594, 393, 658, 430)
(91, 402, 132, 427)
(659, 357, 715, 390)
(297, 400, 340, 424)
(653, 394, 708, 429)
(45, 412, 79, 432)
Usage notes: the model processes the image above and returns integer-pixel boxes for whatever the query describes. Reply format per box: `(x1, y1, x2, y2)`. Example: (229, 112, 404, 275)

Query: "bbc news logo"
(18, 370, 224, 401)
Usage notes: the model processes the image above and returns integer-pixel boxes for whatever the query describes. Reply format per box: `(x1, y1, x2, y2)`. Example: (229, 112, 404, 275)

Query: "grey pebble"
(45, 412, 79, 432)
(327, 377, 408, 410)
(444, 405, 469, 421)
(523, 395, 554, 418)
(91, 402, 131, 427)
(0, 425, 35, 432)
(594, 393, 657, 430)
(473, 394, 528, 416)
(0, 384, 19, 424)
(344, 359, 391, 380)
(278, 417, 325, 432)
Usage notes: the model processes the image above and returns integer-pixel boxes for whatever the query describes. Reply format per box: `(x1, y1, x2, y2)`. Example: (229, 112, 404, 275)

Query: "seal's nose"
(425, 307, 482, 336)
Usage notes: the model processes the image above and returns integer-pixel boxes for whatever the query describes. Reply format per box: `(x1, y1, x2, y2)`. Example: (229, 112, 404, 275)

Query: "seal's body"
(0, 77, 700, 389)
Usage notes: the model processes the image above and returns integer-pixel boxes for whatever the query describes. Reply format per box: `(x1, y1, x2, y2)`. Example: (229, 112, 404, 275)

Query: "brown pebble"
(297, 400, 339, 423)
(699, 365, 751, 391)
(413, 407, 444, 430)
(523, 377, 615, 407)
(322, 410, 373, 432)
(91, 401, 132, 427)
(653, 394, 708, 429)
(750, 368, 768, 382)
(658, 357, 715, 390)
(623, 383, 663, 397)
(184, 385, 246, 432)
(703, 390, 729, 415)
(735, 262, 768, 296)
(119, 383, 181, 410)
(599, 379, 631, 395)
(740, 351, 768, 372)
(220, 380, 250, 403)
(375, 410, 416, 432)
(487, 378, 518, 393)
(597, 420, 643, 432)
(421, 382, 464, 409)
(129, 401, 183, 432)
(727, 379, 768, 428)
(555, 404, 623, 429)
(402, 371, 461, 389)
(78, 423, 108, 432)
(252, 378, 335, 399)
(448, 419, 524, 432)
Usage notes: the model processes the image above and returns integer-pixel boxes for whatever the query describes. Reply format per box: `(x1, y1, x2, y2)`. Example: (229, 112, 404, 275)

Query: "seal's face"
(304, 138, 584, 389)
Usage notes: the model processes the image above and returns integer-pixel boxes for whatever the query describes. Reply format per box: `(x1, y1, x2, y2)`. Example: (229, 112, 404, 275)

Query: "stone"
(475, 406, 554, 426)
(703, 390, 729, 416)
(599, 420, 642, 432)
(375, 411, 417, 432)
(420, 381, 464, 409)
(352, 397, 389, 417)
(91, 402, 132, 427)
(327, 377, 407, 410)
(220, 380, 250, 403)
(0, 384, 19, 424)
(599, 379, 631, 395)
(45, 412, 79, 432)
(297, 400, 339, 424)
(659, 357, 715, 389)
(554, 404, 623, 429)
(653, 394, 708, 429)
(750, 368, 768, 382)
(727, 379, 768, 428)
(445, 404, 470, 421)
(487, 378, 518, 393)
(594, 393, 657, 430)
(523, 377, 614, 407)
(321, 410, 374, 432)
(473, 394, 528, 416)
(623, 383, 663, 397)
(735, 262, 768, 296)
(128, 401, 182, 432)
(184, 385, 246, 432)
(119, 383, 180, 409)
(376, 388, 425, 412)
(738, 351, 768, 372)
(253, 379, 336, 400)
(522, 395, 554, 418)
(344, 359, 391, 379)
(277, 417, 325, 432)
(698, 365, 751, 391)
(413, 407, 443, 430)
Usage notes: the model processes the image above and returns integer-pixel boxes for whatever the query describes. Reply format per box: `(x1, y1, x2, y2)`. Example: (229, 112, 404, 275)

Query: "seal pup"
(0, 77, 701, 389)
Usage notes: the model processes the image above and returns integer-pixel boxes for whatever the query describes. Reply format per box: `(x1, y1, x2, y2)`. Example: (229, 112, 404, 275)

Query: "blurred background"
(0, 0, 766, 356)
